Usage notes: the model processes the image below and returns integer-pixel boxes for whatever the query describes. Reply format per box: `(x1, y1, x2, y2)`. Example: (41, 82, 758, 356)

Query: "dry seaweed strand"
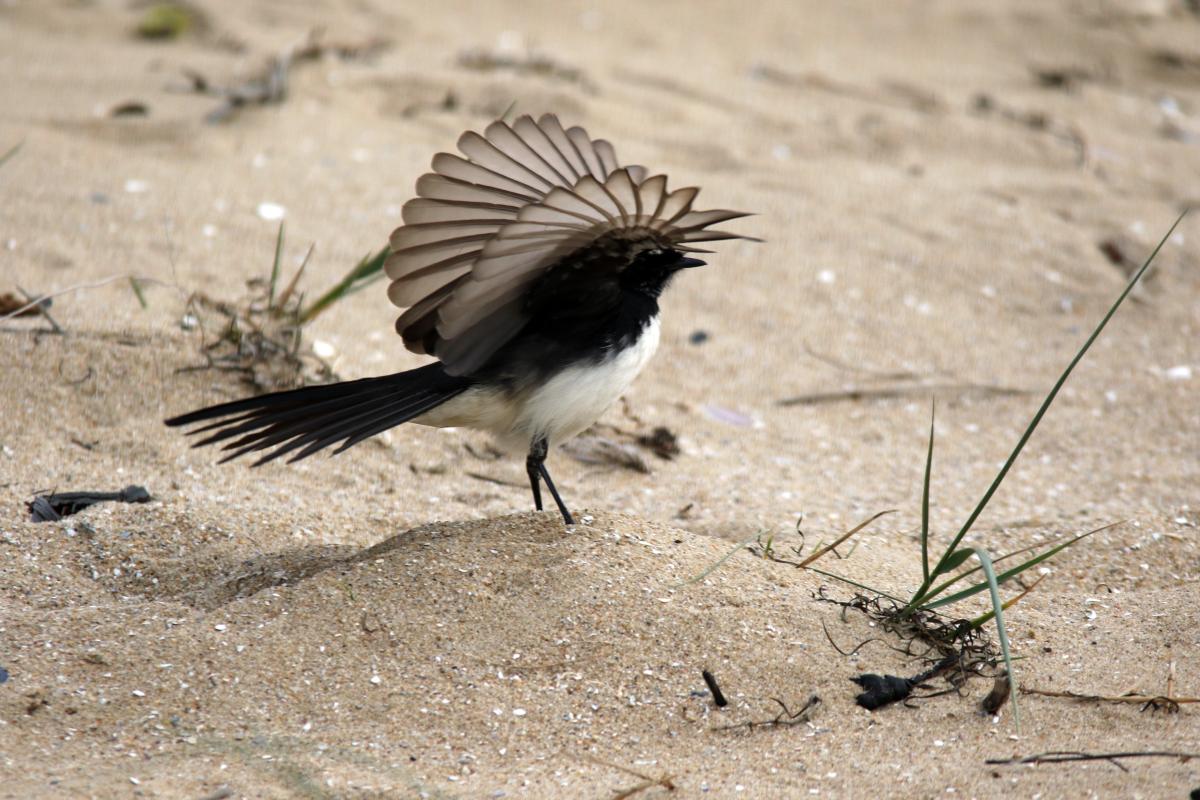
(712, 694, 822, 733)
(815, 588, 1003, 704)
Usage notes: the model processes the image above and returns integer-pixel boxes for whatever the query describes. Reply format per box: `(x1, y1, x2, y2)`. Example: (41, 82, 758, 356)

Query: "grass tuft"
(805, 211, 1187, 725)
(182, 225, 390, 391)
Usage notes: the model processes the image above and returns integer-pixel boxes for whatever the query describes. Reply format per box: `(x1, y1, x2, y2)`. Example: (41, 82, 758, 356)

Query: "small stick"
(798, 510, 896, 567)
(583, 755, 675, 799)
(1020, 686, 1199, 710)
(1, 274, 155, 322)
(778, 382, 1030, 407)
(985, 750, 1199, 770)
(701, 670, 728, 707)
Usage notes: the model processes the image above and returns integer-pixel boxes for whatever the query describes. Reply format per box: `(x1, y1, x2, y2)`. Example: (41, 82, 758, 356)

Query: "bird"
(165, 113, 755, 524)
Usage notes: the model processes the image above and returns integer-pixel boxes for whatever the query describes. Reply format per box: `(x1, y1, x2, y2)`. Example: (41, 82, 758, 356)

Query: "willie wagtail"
(166, 114, 754, 524)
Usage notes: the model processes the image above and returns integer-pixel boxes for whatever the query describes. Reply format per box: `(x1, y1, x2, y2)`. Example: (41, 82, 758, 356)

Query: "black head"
(620, 247, 706, 298)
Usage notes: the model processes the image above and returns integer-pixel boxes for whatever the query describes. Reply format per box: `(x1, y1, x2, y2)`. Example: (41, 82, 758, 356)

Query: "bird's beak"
(676, 256, 707, 269)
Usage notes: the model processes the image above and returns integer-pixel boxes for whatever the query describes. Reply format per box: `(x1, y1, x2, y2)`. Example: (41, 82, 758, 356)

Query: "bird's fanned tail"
(165, 363, 472, 466)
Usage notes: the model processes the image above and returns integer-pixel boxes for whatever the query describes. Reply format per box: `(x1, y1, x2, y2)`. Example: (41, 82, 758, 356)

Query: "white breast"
(518, 316, 661, 447)
(415, 317, 661, 452)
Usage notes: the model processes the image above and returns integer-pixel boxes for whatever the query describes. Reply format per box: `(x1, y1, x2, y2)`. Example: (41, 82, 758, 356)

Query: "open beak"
(676, 256, 707, 269)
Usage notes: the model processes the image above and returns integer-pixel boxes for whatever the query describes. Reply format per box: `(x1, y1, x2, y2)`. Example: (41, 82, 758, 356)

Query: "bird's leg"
(539, 463, 574, 525)
(525, 440, 545, 512)
(526, 436, 574, 525)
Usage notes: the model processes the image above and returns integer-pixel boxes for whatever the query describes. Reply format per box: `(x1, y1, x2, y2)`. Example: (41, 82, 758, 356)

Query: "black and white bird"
(166, 114, 754, 524)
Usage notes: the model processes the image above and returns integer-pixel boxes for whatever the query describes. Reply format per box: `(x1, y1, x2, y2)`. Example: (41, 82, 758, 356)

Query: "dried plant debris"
(816, 589, 1003, 711)
(180, 30, 390, 123)
(27, 485, 151, 522)
(636, 426, 680, 459)
(181, 227, 387, 392)
(0, 291, 49, 317)
(778, 381, 1029, 407)
(970, 93, 1088, 166)
(1020, 686, 1198, 714)
(713, 695, 822, 733)
(1031, 64, 1104, 91)
(980, 672, 1012, 715)
(563, 424, 681, 473)
(109, 100, 150, 118)
(986, 750, 1200, 771)
(183, 287, 332, 392)
(584, 756, 676, 800)
(458, 48, 595, 92)
(752, 65, 943, 113)
(562, 436, 650, 473)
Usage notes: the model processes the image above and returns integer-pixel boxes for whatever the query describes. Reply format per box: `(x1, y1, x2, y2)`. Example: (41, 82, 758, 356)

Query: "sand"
(2, 0, 1199, 797)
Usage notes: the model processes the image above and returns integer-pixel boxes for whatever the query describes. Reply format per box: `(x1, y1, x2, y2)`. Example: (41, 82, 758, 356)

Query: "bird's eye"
(645, 248, 663, 257)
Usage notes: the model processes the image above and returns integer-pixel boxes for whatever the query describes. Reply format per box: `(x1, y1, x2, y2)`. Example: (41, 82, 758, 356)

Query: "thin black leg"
(525, 445, 544, 512)
(526, 437, 574, 524)
(538, 462, 574, 525)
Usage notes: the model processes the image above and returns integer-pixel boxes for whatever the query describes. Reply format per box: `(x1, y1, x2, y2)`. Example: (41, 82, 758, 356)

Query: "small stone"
(256, 202, 286, 221)
(1165, 365, 1192, 381)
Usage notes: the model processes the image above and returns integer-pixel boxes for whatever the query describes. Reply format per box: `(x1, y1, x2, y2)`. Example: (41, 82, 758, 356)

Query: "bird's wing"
(385, 113, 753, 375)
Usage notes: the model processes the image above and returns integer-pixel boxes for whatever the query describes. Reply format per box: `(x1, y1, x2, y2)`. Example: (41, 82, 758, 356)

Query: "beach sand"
(1, 1, 1198, 796)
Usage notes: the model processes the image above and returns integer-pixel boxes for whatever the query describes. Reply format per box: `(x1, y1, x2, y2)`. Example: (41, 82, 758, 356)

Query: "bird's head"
(619, 246, 706, 298)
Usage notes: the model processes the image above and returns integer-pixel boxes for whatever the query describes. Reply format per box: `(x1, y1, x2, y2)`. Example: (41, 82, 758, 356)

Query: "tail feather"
(165, 363, 471, 465)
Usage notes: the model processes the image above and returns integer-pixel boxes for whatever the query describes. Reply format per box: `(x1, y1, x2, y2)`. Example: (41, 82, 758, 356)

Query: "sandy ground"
(2, 0, 1199, 797)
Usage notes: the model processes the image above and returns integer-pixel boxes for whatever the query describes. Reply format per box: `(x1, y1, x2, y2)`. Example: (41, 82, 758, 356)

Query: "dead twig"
(701, 670, 728, 707)
(755, 510, 893, 569)
(985, 750, 1199, 771)
(464, 471, 526, 489)
(0, 274, 157, 324)
(1019, 686, 1199, 713)
(778, 382, 1030, 407)
(798, 510, 895, 568)
(582, 755, 675, 799)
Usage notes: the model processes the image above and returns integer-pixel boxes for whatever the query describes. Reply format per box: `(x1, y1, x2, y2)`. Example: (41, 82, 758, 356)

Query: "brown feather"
(387, 114, 756, 374)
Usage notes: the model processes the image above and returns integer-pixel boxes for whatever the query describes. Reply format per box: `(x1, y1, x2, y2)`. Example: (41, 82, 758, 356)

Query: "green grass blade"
(0, 140, 23, 170)
(921, 524, 1108, 610)
(970, 547, 1019, 729)
(940, 548, 975, 573)
(298, 246, 389, 324)
(676, 531, 764, 587)
(918, 521, 1122, 603)
(928, 211, 1187, 579)
(921, 402, 935, 582)
(267, 221, 285, 311)
(129, 277, 148, 309)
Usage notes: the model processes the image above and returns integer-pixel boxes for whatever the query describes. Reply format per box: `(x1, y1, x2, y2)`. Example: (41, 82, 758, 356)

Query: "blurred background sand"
(1, 1, 1198, 796)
